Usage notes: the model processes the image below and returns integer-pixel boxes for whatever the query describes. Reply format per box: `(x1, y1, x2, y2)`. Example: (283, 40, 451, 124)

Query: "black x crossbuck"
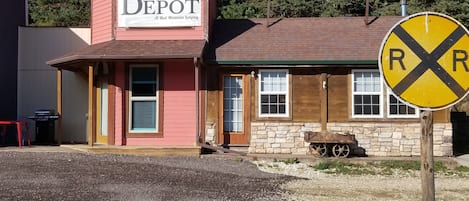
(389, 25, 467, 97)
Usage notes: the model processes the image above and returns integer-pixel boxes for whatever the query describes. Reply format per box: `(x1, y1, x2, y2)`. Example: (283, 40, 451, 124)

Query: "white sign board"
(118, 0, 202, 28)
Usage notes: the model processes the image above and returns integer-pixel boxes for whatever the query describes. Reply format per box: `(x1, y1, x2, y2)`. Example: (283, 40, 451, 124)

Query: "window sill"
(348, 118, 420, 123)
(127, 132, 163, 138)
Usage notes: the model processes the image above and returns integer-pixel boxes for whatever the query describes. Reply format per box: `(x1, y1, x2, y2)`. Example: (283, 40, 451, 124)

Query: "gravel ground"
(255, 160, 469, 201)
(3, 149, 469, 201)
(0, 151, 292, 201)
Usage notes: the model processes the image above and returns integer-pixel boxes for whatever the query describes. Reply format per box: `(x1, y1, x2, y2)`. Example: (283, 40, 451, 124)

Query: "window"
(352, 69, 419, 118)
(129, 65, 158, 132)
(388, 92, 419, 118)
(223, 76, 243, 132)
(259, 69, 288, 117)
(352, 70, 383, 118)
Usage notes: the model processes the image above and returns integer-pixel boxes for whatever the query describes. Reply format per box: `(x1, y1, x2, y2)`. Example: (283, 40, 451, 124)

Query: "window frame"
(387, 89, 420, 118)
(351, 69, 384, 118)
(258, 69, 289, 118)
(128, 64, 159, 134)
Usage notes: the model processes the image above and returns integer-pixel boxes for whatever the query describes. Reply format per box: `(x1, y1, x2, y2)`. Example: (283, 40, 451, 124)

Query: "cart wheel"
(309, 143, 328, 157)
(332, 144, 350, 158)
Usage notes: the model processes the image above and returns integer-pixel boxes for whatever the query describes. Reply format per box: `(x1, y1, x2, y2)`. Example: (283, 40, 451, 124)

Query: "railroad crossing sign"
(379, 12, 469, 110)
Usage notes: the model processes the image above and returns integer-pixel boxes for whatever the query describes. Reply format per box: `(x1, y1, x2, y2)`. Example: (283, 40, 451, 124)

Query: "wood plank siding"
(205, 67, 450, 131)
(291, 69, 320, 122)
(327, 69, 350, 122)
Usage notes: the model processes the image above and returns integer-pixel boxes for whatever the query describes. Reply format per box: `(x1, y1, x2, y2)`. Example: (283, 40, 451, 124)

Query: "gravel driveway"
(3, 148, 468, 201)
(0, 151, 292, 201)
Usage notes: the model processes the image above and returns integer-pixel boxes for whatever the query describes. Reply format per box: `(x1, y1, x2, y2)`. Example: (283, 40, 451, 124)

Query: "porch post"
(194, 57, 200, 144)
(88, 65, 94, 146)
(57, 68, 62, 145)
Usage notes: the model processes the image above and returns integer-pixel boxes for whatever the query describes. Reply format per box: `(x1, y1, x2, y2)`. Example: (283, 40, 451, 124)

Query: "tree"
(28, 0, 90, 26)
(216, 0, 469, 27)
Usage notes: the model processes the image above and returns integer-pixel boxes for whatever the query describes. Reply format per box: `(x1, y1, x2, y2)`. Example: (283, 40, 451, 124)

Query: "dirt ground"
(255, 160, 469, 201)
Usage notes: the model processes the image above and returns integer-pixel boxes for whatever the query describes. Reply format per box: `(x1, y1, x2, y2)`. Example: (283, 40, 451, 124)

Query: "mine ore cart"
(304, 131, 357, 158)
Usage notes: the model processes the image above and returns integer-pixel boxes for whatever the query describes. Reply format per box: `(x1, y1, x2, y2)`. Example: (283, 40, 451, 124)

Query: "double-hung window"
(352, 69, 419, 118)
(129, 65, 158, 132)
(259, 69, 288, 117)
(352, 70, 383, 118)
(388, 92, 419, 118)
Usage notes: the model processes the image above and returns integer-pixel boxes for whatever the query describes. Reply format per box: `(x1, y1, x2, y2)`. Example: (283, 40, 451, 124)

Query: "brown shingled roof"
(48, 40, 206, 67)
(204, 16, 403, 63)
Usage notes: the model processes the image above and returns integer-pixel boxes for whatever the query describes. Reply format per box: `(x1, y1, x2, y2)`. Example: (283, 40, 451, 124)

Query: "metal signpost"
(379, 12, 469, 200)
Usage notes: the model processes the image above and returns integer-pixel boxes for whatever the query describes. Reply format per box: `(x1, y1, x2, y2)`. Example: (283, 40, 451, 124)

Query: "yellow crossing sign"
(379, 12, 469, 110)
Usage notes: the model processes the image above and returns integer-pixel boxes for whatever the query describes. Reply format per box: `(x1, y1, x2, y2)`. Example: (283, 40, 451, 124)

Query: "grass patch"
(312, 160, 376, 175)
(280, 158, 300, 165)
(312, 160, 467, 176)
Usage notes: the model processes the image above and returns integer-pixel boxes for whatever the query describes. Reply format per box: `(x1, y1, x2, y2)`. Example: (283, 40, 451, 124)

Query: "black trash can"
(28, 110, 59, 145)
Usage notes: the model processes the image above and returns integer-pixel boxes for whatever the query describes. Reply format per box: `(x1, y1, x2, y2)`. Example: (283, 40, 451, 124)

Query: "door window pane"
(223, 76, 243, 132)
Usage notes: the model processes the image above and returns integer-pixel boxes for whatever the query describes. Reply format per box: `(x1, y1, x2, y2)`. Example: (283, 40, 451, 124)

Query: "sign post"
(379, 12, 469, 201)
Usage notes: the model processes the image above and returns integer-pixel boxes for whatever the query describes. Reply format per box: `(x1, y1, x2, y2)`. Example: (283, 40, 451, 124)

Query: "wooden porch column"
(88, 65, 94, 146)
(57, 68, 62, 145)
(320, 73, 328, 132)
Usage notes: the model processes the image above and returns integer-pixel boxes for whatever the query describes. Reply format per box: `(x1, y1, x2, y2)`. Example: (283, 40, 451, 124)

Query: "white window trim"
(258, 69, 289, 118)
(351, 69, 384, 118)
(128, 64, 159, 133)
(387, 89, 420, 118)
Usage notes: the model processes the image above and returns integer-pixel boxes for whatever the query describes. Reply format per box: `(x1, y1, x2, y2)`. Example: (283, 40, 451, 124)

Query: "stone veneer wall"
(249, 122, 453, 156)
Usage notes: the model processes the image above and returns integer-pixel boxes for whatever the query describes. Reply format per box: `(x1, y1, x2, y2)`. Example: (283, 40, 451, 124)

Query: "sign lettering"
(118, 0, 201, 27)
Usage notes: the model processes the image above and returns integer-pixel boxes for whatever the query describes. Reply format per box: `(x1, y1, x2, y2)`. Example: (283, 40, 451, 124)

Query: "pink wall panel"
(114, 62, 125, 145)
(115, 27, 204, 41)
(91, 0, 209, 41)
(125, 60, 197, 146)
(91, 0, 113, 44)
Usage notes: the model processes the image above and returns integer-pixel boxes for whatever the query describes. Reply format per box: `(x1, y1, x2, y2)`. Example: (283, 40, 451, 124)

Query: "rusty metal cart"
(304, 131, 357, 158)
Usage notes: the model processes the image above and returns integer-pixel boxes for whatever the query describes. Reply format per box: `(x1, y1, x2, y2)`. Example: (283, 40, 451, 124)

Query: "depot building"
(48, 0, 453, 157)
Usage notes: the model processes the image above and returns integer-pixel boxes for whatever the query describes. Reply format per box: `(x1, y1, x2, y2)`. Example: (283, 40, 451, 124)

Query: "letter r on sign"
(390, 48, 406, 70)
(453, 50, 469, 72)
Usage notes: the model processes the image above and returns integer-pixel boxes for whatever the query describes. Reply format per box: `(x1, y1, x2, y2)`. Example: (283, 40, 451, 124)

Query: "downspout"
(25, 0, 29, 25)
(401, 0, 407, 17)
(112, 0, 116, 40)
(194, 57, 200, 146)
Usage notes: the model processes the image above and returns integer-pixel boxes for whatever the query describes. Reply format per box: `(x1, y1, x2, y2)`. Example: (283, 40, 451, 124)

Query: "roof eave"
(48, 54, 202, 68)
(205, 60, 378, 66)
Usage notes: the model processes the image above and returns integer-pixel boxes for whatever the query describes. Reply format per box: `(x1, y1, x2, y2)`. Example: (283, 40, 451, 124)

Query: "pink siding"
(126, 60, 197, 146)
(91, 0, 113, 44)
(91, 0, 208, 42)
(115, 27, 204, 41)
(114, 62, 125, 145)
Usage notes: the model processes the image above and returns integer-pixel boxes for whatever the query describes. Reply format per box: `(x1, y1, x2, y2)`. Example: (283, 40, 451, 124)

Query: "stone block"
(392, 139, 400, 147)
(379, 132, 393, 138)
(281, 143, 295, 148)
(256, 130, 267, 135)
(275, 138, 286, 143)
(267, 132, 276, 138)
(268, 137, 275, 144)
(280, 148, 291, 154)
(271, 143, 281, 148)
(392, 132, 402, 139)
